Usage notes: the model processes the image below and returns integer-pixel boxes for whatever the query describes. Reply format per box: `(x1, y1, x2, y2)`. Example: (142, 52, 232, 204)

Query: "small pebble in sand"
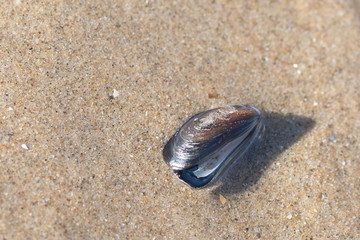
(329, 135, 336, 143)
(113, 89, 119, 98)
(219, 194, 227, 205)
(208, 92, 219, 99)
(109, 89, 119, 99)
(21, 144, 29, 150)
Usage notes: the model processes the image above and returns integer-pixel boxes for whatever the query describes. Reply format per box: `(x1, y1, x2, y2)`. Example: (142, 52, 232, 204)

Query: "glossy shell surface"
(163, 105, 263, 188)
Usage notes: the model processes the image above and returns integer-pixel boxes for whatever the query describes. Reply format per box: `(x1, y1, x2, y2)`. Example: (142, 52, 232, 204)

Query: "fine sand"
(1, 1, 359, 239)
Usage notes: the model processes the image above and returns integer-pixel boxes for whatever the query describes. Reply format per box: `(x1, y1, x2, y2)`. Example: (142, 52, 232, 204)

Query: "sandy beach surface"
(1, 1, 359, 239)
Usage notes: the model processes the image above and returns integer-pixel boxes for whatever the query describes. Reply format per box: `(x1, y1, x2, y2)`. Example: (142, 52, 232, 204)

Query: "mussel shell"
(163, 105, 263, 188)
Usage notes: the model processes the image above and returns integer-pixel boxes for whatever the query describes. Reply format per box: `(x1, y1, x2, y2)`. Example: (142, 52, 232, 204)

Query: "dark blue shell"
(163, 105, 263, 188)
